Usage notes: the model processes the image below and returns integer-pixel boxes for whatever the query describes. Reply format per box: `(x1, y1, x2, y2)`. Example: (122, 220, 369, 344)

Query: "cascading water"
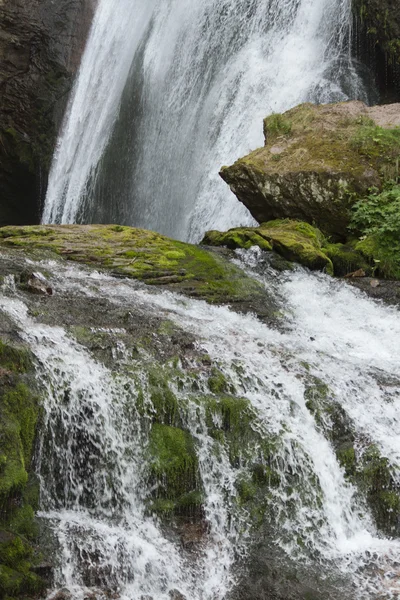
(43, 0, 369, 242)
(2, 252, 400, 599)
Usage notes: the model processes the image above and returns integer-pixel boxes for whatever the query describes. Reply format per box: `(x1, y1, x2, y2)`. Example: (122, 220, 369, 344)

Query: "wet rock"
(169, 590, 186, 600)
(0, 225, 280, 322)
(203, 220, 333, 273)
(0, 0, 97, 226)
(21, 271, 53, 295)
(220, 101, 400, 238)
(352, 0, 400, 103)
(179, 520, 208, 550)
(344, 268, 366, 278)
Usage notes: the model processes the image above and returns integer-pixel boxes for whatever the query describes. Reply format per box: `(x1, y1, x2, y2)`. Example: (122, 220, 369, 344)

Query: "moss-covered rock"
(0, 224, 275, 313)
(0, 341, 46, 597)
(220, 101, 400, 238)
(147, 423, 201, 516)
(203, 220, 334, 273)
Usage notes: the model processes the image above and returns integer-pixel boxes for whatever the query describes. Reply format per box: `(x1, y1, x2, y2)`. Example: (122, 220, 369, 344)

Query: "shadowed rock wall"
(352, 0, 400, 103)
(0, 0, 96, 226)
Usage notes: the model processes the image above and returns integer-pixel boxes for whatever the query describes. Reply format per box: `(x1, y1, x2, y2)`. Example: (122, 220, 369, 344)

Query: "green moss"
(208, 368, 234, 394)
(350, 125, 400, 179)
(263, 113, 293, 140)
(337, 447, 357, 478)
(323, 242, 370, 276)
(357, 446, 400, 533)
(147, 371, 180, 427)
(353, 0, 400, 65)
(0, 342, 45, 595)
(203, 220, 333, 273)
(147, 424, 201, 516)
(0, 225, 267, 307)
(0, 343, 31, 374)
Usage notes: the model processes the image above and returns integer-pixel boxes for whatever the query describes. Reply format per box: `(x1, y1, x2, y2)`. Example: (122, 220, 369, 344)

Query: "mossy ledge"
(0, 224, 276, 313)
(0, 341, 46, 597)
(203, 219, 377, 277)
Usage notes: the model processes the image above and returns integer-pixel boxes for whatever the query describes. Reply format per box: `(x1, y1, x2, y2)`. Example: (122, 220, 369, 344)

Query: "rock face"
(0, 0, 96, 227)
(352, 0, 400, 102)
(220, 101, 400, 239)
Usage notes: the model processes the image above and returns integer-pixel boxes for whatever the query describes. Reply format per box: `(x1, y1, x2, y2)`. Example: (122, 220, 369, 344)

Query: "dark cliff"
(352, 0, 400, 103)
(0, 0, 96, 226)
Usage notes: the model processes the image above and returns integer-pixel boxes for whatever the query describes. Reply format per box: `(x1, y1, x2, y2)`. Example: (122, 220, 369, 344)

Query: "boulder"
(220, 101, 400, 239)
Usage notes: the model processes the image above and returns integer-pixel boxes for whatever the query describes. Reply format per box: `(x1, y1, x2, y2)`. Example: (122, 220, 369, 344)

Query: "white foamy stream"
(2, 254, 400, 598)
(43, 0, 367, 241)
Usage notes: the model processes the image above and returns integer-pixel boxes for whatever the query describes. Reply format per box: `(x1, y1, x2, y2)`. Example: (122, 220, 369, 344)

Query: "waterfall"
(43, 0, 368, 242)
(2, 253, 400, 598)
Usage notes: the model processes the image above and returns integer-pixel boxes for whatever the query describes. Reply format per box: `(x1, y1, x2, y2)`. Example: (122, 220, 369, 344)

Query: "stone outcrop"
(220, 101, 400, 239)
(0, 0, 96, 227)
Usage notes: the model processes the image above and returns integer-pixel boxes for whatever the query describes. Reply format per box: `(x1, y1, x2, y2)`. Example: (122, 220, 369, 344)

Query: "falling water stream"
(1, 252, 400, 599)
(25, 0, 400, 597)
(43, 0, 369, 241)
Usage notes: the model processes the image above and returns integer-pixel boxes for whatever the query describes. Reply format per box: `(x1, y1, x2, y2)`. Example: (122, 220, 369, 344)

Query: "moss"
(147, 371, 180, 427)
(203, 220, 333, 273)
(337, 447, 357, 478)
(263, 113, 293, 140)
(202, 229, 272, 251)
(356, 445, 400, 534)
(355, 234, 400, 279)
(353, 0, 400, 66)
(305, 377, 400, 535)
(350, 125, 400, 179)
(0, 342, 45, 595)
(0, 343, 31, 374)
(0, 225, 267, 307)
(208, 368, 234, 394)
(323, 242, 370, 276)
(147, 423, 201, 516)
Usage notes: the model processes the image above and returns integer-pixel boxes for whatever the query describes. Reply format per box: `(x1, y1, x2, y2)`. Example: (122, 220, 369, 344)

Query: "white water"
(2, 255, 400, 598)
(43, 0, 367, 241)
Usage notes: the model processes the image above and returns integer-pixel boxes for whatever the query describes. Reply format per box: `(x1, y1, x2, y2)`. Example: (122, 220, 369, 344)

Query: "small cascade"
(1, 255, 400, 598)
(43, 0, 369, 241)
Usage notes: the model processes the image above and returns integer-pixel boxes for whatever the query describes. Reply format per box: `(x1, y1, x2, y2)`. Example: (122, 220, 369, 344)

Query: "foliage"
(350, 183, 400, 278)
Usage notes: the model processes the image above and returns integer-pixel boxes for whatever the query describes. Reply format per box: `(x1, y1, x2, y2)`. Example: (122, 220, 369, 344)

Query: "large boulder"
(220, 101, 400, 239)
